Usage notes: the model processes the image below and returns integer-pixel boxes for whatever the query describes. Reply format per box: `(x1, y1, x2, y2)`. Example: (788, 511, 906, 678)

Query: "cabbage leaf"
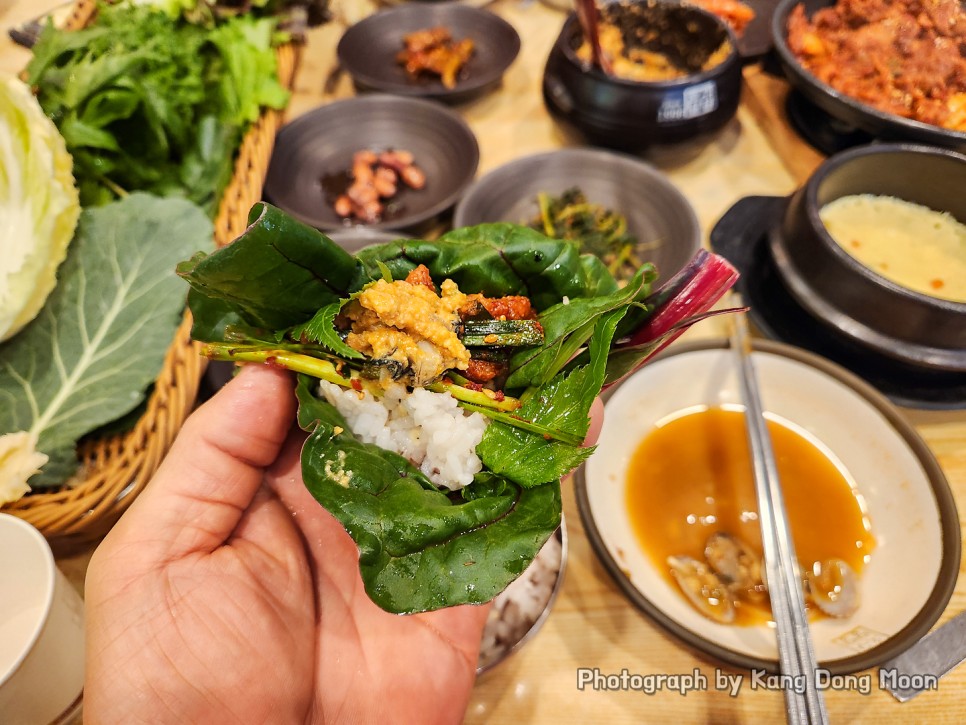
(0, 77, 80, 343)
(0, 194, 212, 487)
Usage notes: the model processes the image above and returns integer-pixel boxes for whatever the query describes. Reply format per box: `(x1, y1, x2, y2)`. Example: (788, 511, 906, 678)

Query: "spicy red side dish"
(397, 27, 475, 89)
(691, 0, 756, 36)
(787, 0, 966, 132)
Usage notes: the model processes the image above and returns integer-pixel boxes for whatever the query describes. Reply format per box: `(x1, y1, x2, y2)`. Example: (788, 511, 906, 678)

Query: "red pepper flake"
(542, 433, 552, 440)
(930, 279, 945, 290)
(493, 390, 505, 402)
(465, 381, 483, 391)
(350, 378, 363, 392)
(265, 356, 278, 366)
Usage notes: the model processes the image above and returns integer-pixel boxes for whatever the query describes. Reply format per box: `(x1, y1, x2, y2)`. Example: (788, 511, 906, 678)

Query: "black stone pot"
(770, 143, 966, 372)
(542, 1, 742, 151)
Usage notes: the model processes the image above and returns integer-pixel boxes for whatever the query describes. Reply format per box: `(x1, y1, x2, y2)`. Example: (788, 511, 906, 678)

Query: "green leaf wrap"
(173, 207, 711, 614)
(356, 224, 620, 311)
(296, 376, 560, 614)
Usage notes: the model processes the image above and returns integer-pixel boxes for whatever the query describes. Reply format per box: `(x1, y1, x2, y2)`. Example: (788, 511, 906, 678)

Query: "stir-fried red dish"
(690, 0, 756, 36)
(787, 0, 966, 132)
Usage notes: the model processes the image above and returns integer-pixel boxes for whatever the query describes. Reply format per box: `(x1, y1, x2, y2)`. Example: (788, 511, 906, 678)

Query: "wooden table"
(3, 0, 964, 722)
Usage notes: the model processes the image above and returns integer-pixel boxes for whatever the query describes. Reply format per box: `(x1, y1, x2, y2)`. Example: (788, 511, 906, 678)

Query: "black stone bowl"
(771, 143, 966, 372)
(542, 0, 742, 151)
(336, 3, 521, 104)
(771, 0, 966, 152)
(263, 95, 479, 232)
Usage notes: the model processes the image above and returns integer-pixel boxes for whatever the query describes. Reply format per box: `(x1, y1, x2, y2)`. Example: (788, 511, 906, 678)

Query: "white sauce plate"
(574, 338, 960, 673)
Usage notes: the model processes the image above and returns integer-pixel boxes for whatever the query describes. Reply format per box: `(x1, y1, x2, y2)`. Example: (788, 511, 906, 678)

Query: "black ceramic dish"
(772, 144, 966, 372)
(452, 148, 701, 286)
(263, 95, 479, 232)
(711, 195, 966, 410)
(783, 89, 877, 156)
(733, 0, 778, 59)
(771, 0, 966, 153)
(543, 1, 742, 150)
(336, 4, 520, 104)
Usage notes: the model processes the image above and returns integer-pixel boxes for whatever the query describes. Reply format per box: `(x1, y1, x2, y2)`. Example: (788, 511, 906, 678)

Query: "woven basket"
(1, 0, 301, 545)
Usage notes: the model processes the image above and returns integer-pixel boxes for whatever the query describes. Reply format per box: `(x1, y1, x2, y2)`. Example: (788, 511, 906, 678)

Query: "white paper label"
(657, 81, 719, 123)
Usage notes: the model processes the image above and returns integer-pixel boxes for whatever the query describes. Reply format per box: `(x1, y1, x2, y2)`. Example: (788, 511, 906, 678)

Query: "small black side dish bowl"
(542, 0, 742, 151)
(770, 144, 966, 371)
(263, 95, 479, 232)
(336, 3, 521, 104)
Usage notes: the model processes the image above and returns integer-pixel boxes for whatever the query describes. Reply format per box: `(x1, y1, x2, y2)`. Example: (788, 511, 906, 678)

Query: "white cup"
(0, 513, 85, 725)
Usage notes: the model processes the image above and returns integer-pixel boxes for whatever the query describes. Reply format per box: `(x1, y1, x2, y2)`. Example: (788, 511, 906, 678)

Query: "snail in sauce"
(626, 406, 874, 625)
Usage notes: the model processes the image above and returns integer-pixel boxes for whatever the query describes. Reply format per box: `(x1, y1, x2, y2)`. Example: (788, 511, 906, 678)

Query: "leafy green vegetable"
(477, 307, 625, 488)
(504, 265, 654, 389)
(177, 204, 738, 613)
(0, 194, 212, 487)
(289, 302, 362, 359)
(356, 223, 621, 311)
(0, 77, 80, 343)
(529, 187, 648, 279)
(295, 376, 561, 613)
(178, 204, 358, 332)
(26, 3, 288, 215)
(141, 0, 332, 37)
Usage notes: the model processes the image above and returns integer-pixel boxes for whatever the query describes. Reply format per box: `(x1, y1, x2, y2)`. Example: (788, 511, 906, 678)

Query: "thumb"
(105, 364, 296, 563)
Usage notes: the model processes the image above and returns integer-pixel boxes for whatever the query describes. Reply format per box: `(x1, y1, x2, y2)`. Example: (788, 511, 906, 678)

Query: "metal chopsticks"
(730, 299, 829, 725)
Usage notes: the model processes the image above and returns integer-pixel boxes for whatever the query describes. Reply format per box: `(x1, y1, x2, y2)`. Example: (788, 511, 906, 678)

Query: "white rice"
(318, 381, 488, 490)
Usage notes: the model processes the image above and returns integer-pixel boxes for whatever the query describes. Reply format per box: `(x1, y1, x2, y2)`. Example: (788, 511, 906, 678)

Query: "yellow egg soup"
(820, 194, 966, 303)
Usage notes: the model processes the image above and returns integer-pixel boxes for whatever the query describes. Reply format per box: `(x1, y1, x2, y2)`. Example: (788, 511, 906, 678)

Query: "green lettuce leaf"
(477, 307, 625, 487)
(356, 223, 619, 312)
(27, 4, 288, 215)
(179, 203, 359, 331)
(0, 194, 212, 486)
(295, 376, 560, 613)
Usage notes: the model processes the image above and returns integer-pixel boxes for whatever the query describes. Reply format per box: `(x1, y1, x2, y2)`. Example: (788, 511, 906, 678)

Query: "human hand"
(84, 365, 489, 724)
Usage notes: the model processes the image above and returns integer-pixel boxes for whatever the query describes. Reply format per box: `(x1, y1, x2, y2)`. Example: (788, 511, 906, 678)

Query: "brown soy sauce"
(625, 406, 875, 626)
